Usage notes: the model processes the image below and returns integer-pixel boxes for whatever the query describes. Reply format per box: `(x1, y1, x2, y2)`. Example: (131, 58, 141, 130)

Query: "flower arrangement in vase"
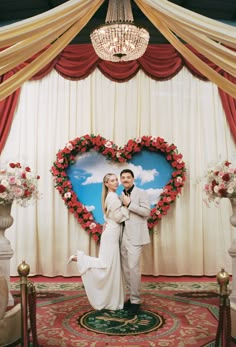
(204, 160, 236, 206)
(0, 162, 40, 207)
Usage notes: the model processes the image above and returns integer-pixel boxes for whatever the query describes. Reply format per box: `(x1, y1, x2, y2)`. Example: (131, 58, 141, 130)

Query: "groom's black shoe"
(123, 299, 131, 310)
(128, 303, 140, 315)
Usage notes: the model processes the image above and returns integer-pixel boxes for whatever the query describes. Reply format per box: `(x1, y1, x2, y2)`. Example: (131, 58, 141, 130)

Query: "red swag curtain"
(0, 44, 235, 153)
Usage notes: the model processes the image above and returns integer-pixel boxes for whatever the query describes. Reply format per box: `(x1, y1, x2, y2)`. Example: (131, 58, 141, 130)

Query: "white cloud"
(74, 151, 159, 186)
(128, 163, 159, 185)
(75, 152, 122, 185)
(85, 205, 95, 212)
(146, 188, 163, 205)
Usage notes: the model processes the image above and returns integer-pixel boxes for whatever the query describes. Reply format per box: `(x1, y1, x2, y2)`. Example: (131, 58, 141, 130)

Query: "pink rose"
(14, 187, 24, 197)
(8, 176, 16, 185)
(105, 141, 113, 148)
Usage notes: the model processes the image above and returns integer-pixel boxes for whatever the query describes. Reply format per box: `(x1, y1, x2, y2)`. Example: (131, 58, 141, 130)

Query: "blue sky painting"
(67, 150, 173, 224)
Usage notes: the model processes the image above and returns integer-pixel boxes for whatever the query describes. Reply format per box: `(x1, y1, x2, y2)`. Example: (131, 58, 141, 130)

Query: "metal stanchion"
(28, 280, 39, 346)
(17, 260, 30, 347)
(215, 268, 232, 347)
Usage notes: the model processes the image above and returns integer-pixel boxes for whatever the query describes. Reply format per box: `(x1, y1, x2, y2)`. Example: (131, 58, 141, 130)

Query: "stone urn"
(0, 204, 14, 252)
(0, 203, 14, 306)
(228, 198, 236, 340)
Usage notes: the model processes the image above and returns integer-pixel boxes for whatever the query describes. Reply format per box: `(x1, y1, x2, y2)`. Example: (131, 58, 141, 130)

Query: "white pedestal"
(231, 302, 236, 340)
(0, 249, 14, 307)
(0, 204, 14, 307)
(229, 238, 236, 341)
(228, 238, 236, 305)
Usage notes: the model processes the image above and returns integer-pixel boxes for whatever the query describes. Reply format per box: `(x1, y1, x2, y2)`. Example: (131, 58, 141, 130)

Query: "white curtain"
(1, 67, 235, 276)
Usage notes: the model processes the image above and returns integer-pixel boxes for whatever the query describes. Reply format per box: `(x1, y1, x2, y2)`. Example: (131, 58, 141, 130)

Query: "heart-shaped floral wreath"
(51, 134, 186, 243)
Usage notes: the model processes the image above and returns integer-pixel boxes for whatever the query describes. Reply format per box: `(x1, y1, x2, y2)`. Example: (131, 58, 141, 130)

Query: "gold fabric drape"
(0, 0, 104, 100)
(135, 0, 236, 98)
(0, 0, 235, 100)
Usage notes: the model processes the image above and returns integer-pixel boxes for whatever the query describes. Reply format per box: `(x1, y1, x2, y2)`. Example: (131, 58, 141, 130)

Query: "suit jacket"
(122, 186, 151, 246)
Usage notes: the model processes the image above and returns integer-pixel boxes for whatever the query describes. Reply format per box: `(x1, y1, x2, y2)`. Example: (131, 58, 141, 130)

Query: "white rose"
(227, 187, 234, 194)
(89, 223, 96, 229)
(64, 192, 71, 199)
(228, 182, 236, 189)
(105, 141, 113, 148)
(0, 192, 8, 199)
(66, 142, 73, 150)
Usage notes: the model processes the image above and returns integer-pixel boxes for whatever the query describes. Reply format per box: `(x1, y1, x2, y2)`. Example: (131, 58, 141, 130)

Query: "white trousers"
(120, 231, 142, 304)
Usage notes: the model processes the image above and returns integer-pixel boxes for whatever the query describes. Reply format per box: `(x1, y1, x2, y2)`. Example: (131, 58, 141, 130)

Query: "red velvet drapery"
(0, 70, 21, 152)
(0, 44, 235, 153)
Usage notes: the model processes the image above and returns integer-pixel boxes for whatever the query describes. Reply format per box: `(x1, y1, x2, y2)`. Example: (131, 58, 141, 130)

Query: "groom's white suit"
(120, 185, 151, 307)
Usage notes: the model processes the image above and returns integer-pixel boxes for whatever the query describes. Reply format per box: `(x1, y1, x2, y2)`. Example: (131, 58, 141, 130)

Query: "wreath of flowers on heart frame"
(51, 134, 186, 243)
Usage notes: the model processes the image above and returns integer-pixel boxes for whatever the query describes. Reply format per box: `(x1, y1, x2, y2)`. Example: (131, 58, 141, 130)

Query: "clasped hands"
(121, 193, 131, 207)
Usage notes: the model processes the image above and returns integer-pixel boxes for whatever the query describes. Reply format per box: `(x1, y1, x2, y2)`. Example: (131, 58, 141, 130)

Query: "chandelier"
(90, 0, 150, 62)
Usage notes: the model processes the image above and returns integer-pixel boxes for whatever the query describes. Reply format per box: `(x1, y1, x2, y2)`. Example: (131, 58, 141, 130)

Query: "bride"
(67, 173, 129, 310)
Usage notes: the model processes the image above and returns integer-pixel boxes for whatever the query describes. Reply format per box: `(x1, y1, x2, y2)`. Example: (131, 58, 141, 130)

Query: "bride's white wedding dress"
(76, 191, 129, 310)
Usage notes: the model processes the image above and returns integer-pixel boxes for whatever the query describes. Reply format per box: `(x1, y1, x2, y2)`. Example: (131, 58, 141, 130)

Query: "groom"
(120, 169, 151, 314)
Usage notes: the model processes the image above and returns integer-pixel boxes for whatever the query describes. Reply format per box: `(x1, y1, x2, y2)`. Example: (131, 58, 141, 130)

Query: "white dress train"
(76, 191, 129, 310)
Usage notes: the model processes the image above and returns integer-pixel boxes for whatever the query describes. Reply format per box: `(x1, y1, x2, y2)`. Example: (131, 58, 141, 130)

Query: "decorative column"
(228, 198, 236, 339)
(0, 204, 14, 306)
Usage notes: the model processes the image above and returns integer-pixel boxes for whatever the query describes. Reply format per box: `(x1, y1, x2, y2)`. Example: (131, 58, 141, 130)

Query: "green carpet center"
(78, 309, 165, 335)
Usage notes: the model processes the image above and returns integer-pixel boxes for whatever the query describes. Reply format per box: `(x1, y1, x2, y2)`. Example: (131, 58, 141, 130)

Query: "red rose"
(92, 234, 99, 242)
(222, 173, 230, 182)
(218, 188, 227, 197)
(0, 184, 6, 193)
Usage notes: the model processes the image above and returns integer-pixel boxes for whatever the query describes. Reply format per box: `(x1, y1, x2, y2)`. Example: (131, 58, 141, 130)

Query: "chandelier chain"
(105, 0, 134, 23)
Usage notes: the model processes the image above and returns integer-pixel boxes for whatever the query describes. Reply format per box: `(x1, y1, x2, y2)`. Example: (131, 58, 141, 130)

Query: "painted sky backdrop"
(67, 150, 173, 224)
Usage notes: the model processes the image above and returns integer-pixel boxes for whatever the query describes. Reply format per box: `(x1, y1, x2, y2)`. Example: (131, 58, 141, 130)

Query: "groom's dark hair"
(120, 169, 134, 177)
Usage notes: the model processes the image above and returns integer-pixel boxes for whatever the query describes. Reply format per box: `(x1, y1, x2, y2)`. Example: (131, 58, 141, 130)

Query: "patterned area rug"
(78, 308, 164, 336)
(10, 281, 233, 347)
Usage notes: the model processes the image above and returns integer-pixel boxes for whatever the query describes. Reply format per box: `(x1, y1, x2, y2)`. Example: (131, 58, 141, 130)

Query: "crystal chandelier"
(90, 0, 150, 62)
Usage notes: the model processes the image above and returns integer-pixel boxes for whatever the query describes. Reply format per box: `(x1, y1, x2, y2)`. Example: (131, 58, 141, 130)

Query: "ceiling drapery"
(135, 0, 236, 98)
(0, 0, 104, 101)
(0, 0, 235, 100)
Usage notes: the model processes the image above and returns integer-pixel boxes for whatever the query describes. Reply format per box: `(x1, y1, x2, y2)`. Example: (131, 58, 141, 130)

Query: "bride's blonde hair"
(101, 173, 116, 214)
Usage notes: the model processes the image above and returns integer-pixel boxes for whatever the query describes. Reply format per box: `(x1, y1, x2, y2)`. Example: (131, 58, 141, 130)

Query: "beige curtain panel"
(1, 67, 235, 277)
